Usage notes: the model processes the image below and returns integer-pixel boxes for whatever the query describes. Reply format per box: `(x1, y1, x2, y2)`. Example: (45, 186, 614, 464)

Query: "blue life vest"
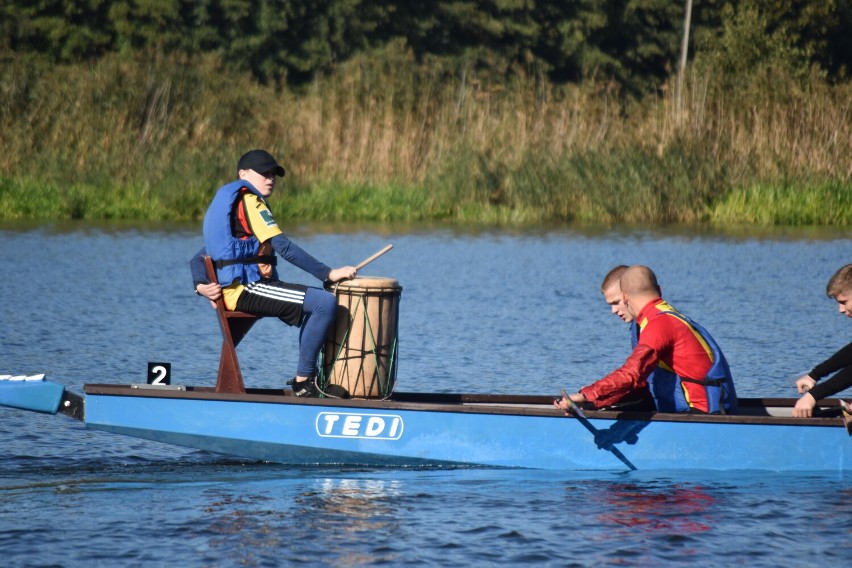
(202, 180, 275, 286)
(630, 320, 640, 345)
(638, 311, 738, 414)
(628, 320, 658, 407)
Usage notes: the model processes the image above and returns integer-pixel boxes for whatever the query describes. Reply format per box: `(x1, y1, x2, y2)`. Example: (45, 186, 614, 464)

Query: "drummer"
(556, 265, 738, 414)
(791, 264, 852, 417)
(189, 149, 357, 397)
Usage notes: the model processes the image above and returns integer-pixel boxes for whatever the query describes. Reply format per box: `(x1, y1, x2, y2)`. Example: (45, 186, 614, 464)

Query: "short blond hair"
(621, 265, 661, 296)
(601, 265, 628, 293)
(826, 264, 852, 298)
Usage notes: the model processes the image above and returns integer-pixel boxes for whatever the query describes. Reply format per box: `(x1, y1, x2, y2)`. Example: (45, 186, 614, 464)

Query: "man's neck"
(631, 295, 663, 321)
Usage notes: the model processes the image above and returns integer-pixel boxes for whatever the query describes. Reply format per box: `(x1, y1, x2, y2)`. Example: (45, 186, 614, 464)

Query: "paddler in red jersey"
(556, 265, 738, 414)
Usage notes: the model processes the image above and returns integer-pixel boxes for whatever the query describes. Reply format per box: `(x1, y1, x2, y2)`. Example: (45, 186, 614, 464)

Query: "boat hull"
(82, 385, 852, 471)
(0, 375, 64, 414)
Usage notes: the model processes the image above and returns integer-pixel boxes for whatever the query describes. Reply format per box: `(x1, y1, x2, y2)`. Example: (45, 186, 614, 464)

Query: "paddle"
(560, 388, 638, 471)
(355, 244, 393, 271)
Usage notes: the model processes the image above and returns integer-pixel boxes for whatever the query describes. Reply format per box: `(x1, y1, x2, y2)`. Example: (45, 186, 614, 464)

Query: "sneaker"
(288, 376, 318, 398)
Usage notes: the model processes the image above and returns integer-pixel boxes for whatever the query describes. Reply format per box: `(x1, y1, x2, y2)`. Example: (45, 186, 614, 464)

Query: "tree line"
(2, 0, 850, 92)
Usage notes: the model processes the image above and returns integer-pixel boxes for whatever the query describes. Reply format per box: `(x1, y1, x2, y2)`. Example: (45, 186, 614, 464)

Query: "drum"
(320, 276, 402, 399)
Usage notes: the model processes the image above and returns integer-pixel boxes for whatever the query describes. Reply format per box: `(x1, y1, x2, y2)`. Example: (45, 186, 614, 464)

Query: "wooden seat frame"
(202, 256, 261, 394)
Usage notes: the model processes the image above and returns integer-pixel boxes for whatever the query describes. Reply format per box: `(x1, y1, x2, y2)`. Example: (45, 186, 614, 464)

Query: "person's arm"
(189, 247, 221, 307)
(190, 247, 208, 289)
(577, 313, 676, 410)
(269, 233, 332, 281)
(792, 343, 852, 417)
(809, 341, 852, 380)
(807, 364, 852, 401)
(269, 233, 357, 283)
(792, 370, 852, 417)
(795, 375, 817, 393)
(579, 343, 658, 409)
(243, 194, 355, 283)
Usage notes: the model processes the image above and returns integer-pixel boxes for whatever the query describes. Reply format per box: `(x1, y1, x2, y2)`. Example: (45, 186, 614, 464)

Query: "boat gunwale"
(82, 384, 849, 429)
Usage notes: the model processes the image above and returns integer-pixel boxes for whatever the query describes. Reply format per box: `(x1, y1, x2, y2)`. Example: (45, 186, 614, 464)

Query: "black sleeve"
(809, 341, 852, 380)
(808, 364, 852, 401)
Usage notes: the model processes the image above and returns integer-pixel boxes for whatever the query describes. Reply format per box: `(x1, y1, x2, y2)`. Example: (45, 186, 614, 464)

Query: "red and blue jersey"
(582, 298, 737, 413)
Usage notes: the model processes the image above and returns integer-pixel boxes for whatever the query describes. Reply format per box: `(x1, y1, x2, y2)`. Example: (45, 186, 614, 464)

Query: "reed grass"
(710, 181, 852, 226)
(0, 47, 849, 225)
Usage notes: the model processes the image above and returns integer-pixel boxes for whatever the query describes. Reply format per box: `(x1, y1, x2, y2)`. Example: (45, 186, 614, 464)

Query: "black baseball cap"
(236, 149, 286, 177)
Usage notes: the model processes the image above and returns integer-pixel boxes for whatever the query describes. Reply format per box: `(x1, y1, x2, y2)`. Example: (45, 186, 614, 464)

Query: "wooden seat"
(202, 256, 262, 394)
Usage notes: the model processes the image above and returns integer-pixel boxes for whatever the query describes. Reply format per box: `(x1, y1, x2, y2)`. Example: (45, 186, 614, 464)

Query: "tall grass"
(0, 46, 849, 225)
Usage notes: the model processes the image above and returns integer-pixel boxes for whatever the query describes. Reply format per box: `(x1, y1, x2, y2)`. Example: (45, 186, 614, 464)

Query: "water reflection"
(293, 478, 402, 566)
(597, 482, 713, 533)
(195, 478, 404, 566)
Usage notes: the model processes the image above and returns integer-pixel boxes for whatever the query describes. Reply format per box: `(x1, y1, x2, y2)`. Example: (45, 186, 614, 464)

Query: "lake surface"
(1, 221, 850, 566)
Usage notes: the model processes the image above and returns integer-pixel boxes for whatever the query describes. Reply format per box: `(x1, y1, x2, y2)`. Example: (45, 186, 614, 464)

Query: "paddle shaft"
(355, 244, 393, 271)
(561, 388, 588, 419)
(560, 388, 638, 471)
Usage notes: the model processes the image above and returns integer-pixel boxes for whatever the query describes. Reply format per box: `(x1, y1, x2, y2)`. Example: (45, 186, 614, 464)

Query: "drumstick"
(355, 244, 393, 271)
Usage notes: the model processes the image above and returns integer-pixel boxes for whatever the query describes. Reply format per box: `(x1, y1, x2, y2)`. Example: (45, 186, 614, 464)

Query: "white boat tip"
(0, 373, 46, 382)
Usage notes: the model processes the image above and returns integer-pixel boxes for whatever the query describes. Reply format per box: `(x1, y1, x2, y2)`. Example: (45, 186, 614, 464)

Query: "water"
(1, 222, 850, 566)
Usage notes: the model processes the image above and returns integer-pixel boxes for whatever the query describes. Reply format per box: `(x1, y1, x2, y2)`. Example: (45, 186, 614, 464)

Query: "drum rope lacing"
(319, 283, 398, 400)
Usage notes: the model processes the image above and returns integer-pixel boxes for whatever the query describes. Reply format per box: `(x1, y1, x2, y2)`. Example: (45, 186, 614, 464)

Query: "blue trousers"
(297, 288, 337, 377)
(235, 281, 337, 378)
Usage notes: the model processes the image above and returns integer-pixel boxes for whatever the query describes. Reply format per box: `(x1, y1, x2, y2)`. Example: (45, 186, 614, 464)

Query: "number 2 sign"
(147, 362, 171, 385)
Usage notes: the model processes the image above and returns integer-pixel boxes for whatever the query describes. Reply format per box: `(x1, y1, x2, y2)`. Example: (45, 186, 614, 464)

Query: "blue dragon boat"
(2, 374, 849, 471)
